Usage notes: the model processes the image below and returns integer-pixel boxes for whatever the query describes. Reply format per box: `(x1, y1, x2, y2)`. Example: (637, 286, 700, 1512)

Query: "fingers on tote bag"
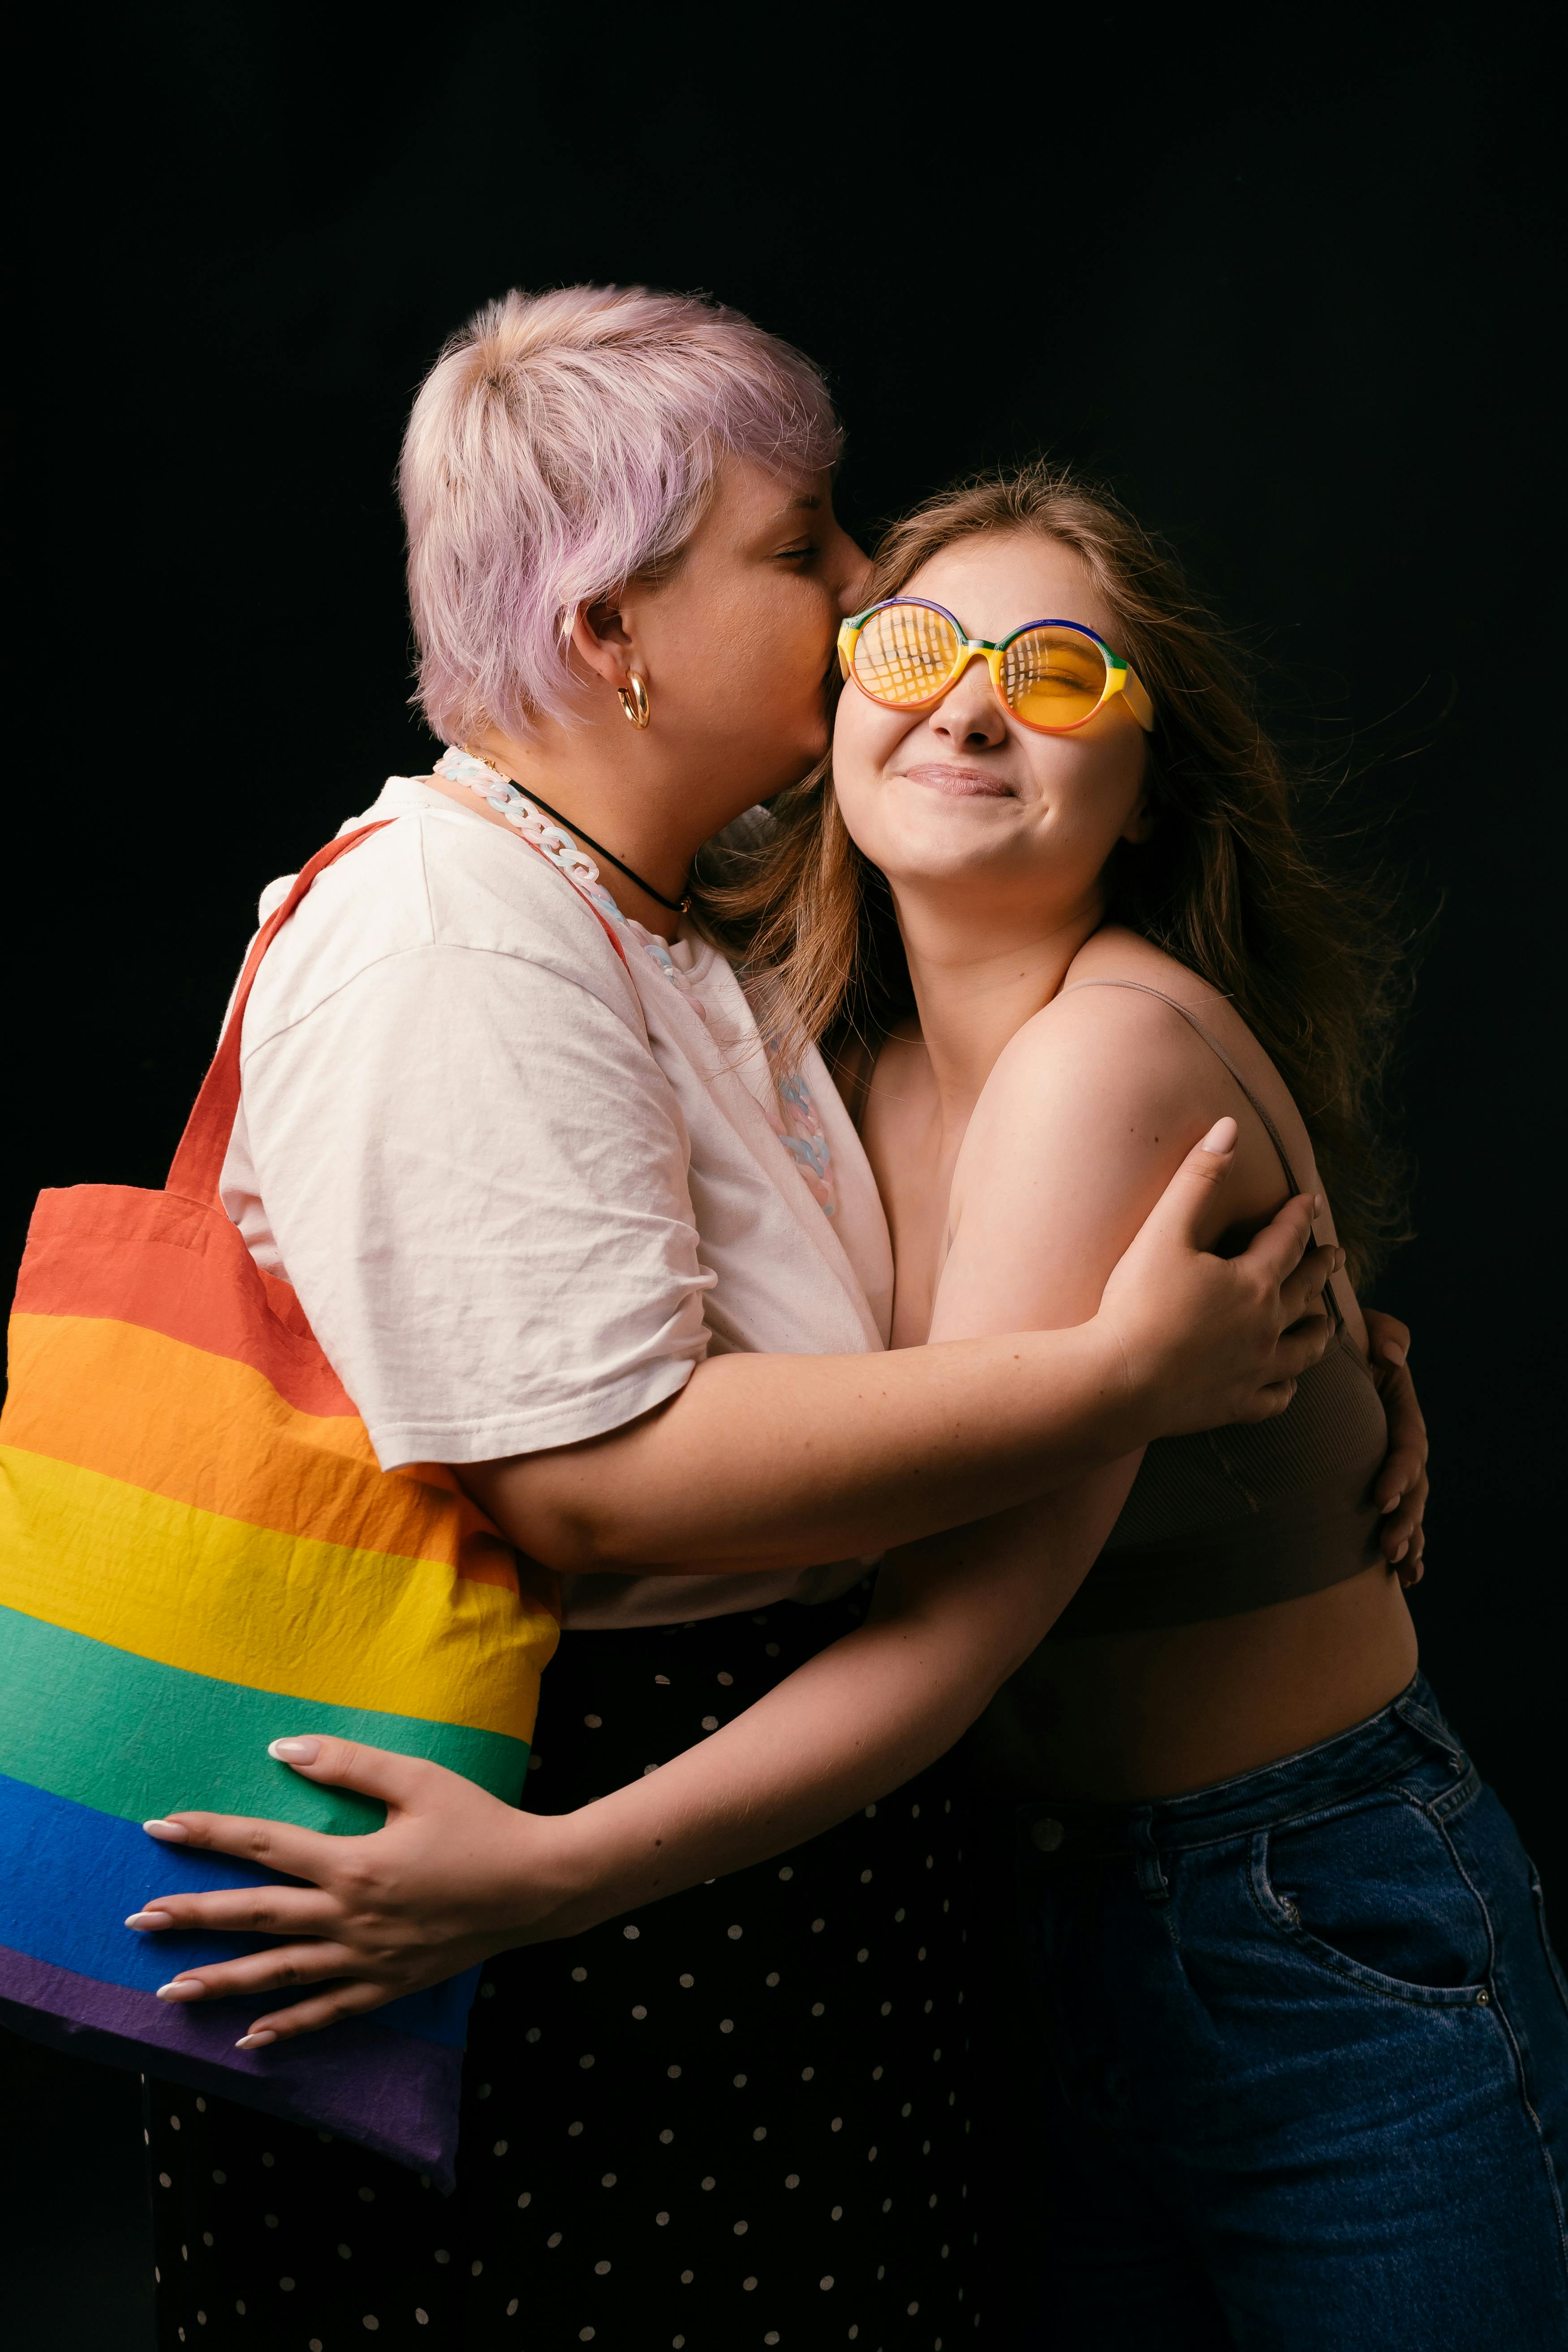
(0, 826, 561, 2188)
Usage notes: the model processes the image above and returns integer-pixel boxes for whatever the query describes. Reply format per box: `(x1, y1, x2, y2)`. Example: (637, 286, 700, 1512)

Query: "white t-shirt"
(220, 775, 894, 1626)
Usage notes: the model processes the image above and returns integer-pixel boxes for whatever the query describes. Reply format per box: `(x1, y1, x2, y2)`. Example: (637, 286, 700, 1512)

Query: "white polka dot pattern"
(144, 1590, 978, 2346)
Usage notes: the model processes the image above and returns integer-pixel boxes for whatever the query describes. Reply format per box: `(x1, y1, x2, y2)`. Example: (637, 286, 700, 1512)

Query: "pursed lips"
(895, 762, 1016, 799)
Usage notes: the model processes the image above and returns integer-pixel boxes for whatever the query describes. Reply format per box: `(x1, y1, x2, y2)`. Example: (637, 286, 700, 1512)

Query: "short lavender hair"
(399, 285, 843, 744)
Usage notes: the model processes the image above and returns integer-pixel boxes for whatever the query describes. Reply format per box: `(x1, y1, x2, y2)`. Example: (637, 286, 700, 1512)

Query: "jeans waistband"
(1013, 1673, 1469, 1870)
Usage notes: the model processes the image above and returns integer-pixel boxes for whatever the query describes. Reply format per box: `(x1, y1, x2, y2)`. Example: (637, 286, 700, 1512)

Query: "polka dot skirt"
(146, 1587, 982, 2347)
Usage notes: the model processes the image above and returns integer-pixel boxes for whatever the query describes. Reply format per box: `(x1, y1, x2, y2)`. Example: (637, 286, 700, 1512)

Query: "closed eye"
(777, 541, 815, 563)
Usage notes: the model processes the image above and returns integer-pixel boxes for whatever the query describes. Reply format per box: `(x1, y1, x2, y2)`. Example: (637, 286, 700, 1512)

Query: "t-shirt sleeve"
(232, 941, 713, 1468)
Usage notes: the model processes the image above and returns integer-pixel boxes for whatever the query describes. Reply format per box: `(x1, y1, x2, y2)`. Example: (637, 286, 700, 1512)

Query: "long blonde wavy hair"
(695, 461, 1409, 1285)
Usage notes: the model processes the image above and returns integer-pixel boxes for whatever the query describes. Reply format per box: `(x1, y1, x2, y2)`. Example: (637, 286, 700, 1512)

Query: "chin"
(870, 797, 1028, 869)
(878, 838, 1026, 896)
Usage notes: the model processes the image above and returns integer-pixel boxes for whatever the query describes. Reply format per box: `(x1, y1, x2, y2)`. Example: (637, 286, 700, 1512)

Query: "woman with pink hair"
(133, 286, 1423, 2348)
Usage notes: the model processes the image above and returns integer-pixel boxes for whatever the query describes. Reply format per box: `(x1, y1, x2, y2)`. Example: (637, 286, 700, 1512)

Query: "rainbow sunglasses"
(838, 598, 1155, 734)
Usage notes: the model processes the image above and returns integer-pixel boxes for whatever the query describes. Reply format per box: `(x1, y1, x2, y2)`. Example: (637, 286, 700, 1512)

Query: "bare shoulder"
(1045, 925, 1236, 1050)
(981, 923, 1320, 1175)
(974, 929, 1230, 1134)
(1056, 925, 1306, 1094)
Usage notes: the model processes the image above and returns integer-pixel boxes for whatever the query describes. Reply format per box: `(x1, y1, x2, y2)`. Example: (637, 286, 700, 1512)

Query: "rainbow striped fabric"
(0, 830, 559, 2187)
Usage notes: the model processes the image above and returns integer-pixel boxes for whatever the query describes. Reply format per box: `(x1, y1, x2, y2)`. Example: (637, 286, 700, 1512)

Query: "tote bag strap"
(167, 824, 392, 1205)
(167, 812, 638, 1207)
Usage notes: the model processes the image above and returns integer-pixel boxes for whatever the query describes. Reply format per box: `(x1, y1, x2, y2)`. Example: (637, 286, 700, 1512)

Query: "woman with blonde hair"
(691, 467, 1562, 2342)
(129, 295, 1426, 2348)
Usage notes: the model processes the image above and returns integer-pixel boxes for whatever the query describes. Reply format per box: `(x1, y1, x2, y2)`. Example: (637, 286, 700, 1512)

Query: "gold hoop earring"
(617, 672, 651, 730)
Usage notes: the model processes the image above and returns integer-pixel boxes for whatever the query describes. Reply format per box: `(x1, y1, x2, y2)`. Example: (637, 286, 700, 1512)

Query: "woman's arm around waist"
(123, 1458, 1138, 2041)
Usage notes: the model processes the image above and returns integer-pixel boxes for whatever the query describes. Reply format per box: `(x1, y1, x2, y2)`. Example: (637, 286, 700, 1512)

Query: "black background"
(7, 7, 1563, 2343)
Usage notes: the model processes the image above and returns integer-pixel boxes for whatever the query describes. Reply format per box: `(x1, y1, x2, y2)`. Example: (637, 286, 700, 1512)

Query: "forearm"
(521, 1574, 1000, 1940)
(466, 1320, 1135, 1573)
(518, 1475, 1128, 1940)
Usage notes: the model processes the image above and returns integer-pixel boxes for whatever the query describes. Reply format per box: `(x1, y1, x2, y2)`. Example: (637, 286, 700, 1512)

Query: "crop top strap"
(1059, 979, 1305, 1193)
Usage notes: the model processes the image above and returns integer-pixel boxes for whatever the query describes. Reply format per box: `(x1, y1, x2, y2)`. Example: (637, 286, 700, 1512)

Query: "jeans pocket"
(1249, 1793, 1493, 2007)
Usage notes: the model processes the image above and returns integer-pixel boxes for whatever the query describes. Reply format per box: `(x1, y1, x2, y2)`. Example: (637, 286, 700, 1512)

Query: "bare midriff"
(977, 1563, 1418, 1804)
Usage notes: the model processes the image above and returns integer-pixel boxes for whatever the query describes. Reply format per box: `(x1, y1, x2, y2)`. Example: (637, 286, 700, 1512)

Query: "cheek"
(733, 560, 829, 653)
(704, 587, 832, 733)
(1041, 730, 1147, 842)
(830, 695, 908, 853)
(650, 558, 810, 705)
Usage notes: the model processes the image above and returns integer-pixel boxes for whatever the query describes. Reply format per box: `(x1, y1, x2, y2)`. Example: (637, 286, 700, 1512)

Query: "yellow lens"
(852, 603, 961, 706)
(1002, 627, 1108, 730)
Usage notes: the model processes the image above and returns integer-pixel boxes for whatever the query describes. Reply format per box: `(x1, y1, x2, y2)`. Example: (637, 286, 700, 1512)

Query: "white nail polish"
(142, 1819, 190, 1842)
(155, 1979, 202, 2002)
(267, 1738, 320, 1764)
(125, 1912, 172, 1930)
(235, 2030, 278, 2050)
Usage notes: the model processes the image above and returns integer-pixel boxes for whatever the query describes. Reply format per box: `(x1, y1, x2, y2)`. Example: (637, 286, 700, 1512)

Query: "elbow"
(458, 1462, 625, 1576)
(459, 1393, 688, 1575)
(508, 1505, 620, 1577)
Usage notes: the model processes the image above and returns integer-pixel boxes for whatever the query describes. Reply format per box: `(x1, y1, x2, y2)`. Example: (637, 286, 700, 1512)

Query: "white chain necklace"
(432, 749, 678, 978)
(431, 751, 837, 1215)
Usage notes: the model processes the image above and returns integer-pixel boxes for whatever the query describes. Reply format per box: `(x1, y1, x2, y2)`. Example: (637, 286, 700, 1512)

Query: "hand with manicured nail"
(128, 1737, 582, 2047)
(1362, 1309, 1430, 1587)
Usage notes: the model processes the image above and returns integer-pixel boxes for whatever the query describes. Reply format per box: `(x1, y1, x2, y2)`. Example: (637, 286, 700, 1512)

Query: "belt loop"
(1129, 1807, 1170, 1904)
(1394, 1686, 1467, 1771)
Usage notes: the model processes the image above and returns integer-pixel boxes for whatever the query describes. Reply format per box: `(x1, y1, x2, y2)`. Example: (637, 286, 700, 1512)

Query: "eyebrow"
(757, 491, 822, 540)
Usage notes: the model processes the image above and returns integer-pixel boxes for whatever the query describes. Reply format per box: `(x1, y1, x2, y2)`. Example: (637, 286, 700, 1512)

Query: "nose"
(929, 653, 1009, 750)
(832, 526, 872, 618)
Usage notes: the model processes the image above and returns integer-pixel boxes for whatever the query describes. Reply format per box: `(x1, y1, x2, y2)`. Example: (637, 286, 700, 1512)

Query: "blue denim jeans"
(1011, 1674, 1568, 2347)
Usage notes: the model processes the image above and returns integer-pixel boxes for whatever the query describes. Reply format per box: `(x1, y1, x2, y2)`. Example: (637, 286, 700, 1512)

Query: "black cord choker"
(520, 783, 691, 916)
(446, 750, 692, 916)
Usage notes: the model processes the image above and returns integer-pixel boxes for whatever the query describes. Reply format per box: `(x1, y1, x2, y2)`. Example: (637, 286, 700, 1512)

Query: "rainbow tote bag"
(0, 826, 560, 2187)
